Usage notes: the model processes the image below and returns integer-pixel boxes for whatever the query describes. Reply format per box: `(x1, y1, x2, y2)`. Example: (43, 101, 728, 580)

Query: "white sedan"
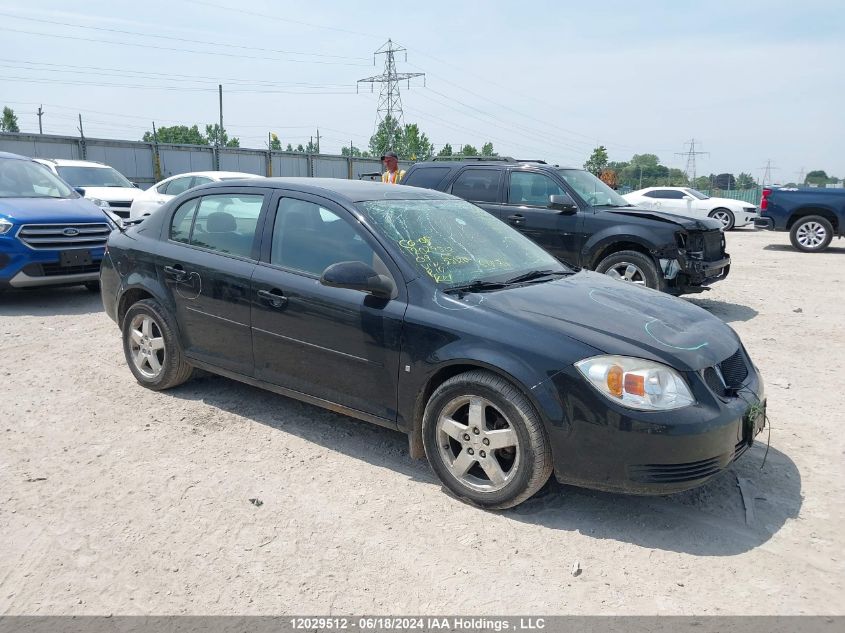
(623, 187, 758, 230)
(130, 171, 263, 220)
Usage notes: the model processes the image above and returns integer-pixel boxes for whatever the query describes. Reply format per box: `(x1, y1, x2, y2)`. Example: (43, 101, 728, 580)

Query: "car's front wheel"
(709, 208, 735, 230)
(595, 250, 664, 291)
(422, 370, 552, 509)
(122, 298, 193, 390)
(789, 215, 833, 253)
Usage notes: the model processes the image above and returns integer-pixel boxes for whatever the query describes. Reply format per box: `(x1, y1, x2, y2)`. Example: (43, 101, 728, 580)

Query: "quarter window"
(271, 198, 379, 277)
(403, 167, 451, 189)
(188, 194, 264, 258)
(164, 176, 193, 196)
(508, 171, 565, 206)
(170, 199, 199, 244)
(450, 169, 501, 203)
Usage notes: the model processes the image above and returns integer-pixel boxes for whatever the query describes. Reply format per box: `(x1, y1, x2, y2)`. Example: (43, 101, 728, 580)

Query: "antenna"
(675, 138, 709, 184)
(357, 39, 425, 155)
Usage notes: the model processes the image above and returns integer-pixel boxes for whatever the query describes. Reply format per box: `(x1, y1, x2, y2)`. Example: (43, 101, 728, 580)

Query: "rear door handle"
(163, 265, 187, 281)
(507, 214, 525, 225)
(257, 288, 288, 309)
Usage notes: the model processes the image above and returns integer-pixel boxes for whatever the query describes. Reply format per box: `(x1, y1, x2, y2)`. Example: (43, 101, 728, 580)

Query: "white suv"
(34, 159, 144, 219)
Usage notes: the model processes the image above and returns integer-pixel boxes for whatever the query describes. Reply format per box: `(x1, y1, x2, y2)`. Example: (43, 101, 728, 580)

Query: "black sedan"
(101, 178, 766, 509)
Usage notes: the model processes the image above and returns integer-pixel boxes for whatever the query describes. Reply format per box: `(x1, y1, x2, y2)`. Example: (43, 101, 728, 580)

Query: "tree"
(303, 139, 318, 153)
(692, 176, 711, 190)
(143, 124, 206, 145)
(460, 144, 478, 157)
(295, 144, 305, 153)
(481, 142, 496, 157)
(341, 145, 363, 157)
(1, 106, 19, 133)
(402, 123, 433, 160)
(369, 115, 403, 157)
(205, 123, 239, 147)
(437, 143, 453, 157)
(584, 145, 609, 176)
(736, 172, 755, 189)
(269, 133, 282, 151)
(805, 170, 829, 186)
(285, 143, 294, 152)
(714, 173, 736, 190)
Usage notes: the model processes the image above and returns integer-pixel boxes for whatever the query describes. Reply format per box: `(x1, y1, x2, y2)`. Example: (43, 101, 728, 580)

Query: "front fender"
(583, 229, 671, 268)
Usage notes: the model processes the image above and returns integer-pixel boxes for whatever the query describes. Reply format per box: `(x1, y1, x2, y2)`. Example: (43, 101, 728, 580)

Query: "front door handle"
(507, 214, 525, 225)
(163, 265, 187, 281)
(257, 288, 288, 309)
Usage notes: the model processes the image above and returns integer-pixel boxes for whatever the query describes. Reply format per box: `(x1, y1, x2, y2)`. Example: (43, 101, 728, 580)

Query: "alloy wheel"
(605, 262, 647, 285)
(711, 210, 732, 229)
(128, 314, 166, 378)
(436, 395, 520, 492)
(796, 221, 828, 249)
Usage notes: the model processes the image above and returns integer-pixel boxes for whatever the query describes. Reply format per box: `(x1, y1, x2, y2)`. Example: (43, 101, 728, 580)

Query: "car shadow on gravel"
(505, 441, 801, 556)
(0, 286, 103, 316)
(764, 244, 845, 254)
(686, 297, 759, 323)
(169, 374, 800, 557)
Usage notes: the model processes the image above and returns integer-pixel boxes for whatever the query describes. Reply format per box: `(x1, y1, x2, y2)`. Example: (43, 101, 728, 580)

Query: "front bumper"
(755, 216, 775, 230)
(669, 255, 731, 294)
(546, 360, 765, 495)
(0, 246, 104, 289)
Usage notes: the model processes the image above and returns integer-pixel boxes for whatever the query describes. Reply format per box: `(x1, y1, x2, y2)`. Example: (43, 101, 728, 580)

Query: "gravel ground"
(1, 228, 843, 615)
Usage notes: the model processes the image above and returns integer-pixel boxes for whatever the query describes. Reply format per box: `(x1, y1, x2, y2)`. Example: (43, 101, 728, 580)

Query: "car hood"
(709, 196, 756, 209)
(476, 271, 739, 371)
(81, 187, 144, 201)
(0, 196, 110, 224)
(604, 206, 722, 231)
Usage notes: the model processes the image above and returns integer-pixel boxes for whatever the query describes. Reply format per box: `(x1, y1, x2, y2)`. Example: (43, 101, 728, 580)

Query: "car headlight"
(88, 197, 111, 210)
(575, 355, 695, 411)
(0, 218, 12, 235)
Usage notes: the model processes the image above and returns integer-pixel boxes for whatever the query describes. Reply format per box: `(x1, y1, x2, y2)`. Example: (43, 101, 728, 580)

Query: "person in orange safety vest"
(380, 151, 405, 184)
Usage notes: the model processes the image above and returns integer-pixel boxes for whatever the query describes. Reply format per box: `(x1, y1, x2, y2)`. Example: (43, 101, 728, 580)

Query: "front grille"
(703, 230, 724, 260)
(628, 453, 729, 483)
(734, 440, 749, 461)
(22, 261, 102, 277)
(703, 367, 725, 394)
(107, 201, 132, 208)
(719, 348, 749, 387)
(17, 223, 111, 250)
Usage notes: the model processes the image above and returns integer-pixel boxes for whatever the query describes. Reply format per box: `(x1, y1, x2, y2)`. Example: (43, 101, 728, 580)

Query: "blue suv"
(0, 152, 114, 293)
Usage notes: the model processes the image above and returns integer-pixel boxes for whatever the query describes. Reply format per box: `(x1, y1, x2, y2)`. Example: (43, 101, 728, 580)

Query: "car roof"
(0, 151, 30, 161)
(411, 160, 577, 170)
(200, 177, 455, 203)
(34, 158, 112, 168)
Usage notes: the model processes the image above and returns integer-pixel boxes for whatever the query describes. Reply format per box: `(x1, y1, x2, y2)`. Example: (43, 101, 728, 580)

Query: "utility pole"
(796, 166, 805, 185)
(316, 128, 320, 154)
(357, 39, 425, 155)
(638, 165, 643, 189)
(675, 138, 709, 185)
(77, 113, 86, 160)
(151, 121, 162, 181)
(37, 105, 44, 134)
(215, 84, 223, 169)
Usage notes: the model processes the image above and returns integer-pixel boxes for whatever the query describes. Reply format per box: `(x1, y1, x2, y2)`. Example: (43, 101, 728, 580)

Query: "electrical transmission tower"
(357, 39, 425, 154)
(760, 159, 777, 187)
(675, 138, 709, 184)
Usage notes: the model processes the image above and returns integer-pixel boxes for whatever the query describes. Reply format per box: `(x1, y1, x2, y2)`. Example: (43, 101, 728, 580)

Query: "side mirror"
(682, 195, 693, 201)
(320, 261, 395, 299)
(74, 187, 86, 197)
(549, 193, 577, 214)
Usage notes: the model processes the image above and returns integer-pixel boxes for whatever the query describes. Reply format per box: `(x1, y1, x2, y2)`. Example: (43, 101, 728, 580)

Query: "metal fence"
(696, 188, 762, 206)
(0, 132, 409, 187)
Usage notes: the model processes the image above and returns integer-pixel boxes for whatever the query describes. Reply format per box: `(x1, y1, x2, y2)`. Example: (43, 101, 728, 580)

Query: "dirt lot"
(1, 228, 843, 616)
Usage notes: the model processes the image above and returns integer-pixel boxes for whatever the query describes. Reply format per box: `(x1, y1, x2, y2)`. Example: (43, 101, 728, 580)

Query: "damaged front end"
(659, 230, 731, 295)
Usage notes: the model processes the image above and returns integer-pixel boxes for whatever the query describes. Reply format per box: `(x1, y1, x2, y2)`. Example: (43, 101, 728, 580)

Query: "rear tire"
(422, 370, 552, 509)
(789, 215, 833, 253)
(595, 250, 664, 291)
(122, 298, 193, 390)
(709, 208, 735, 231)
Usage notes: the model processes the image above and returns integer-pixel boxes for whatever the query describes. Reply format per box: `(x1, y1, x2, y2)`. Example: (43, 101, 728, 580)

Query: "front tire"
(789, 215, 833, 252)
(422, 370, 552, 509)
(122, 298, 193, 390)
(595, 250, 664, 291)
(709, 208, 735, 231)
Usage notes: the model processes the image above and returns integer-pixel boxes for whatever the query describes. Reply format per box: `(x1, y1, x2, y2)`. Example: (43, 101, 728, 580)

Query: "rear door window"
(189, 194, 265, 258)
(164, 176, 194, 196)
(449, 169, 501, 203)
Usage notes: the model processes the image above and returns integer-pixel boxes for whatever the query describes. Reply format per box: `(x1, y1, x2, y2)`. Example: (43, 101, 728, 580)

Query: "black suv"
(403, 159, 730, 294)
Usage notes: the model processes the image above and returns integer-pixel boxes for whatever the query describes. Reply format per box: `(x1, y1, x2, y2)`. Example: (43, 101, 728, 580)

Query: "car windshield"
(0, 158, 76, 199)
(685, 188, 710, 200)
(357, 198, 568, 287)
(56, 166, 133, 188)
(557, 169, 630, 207)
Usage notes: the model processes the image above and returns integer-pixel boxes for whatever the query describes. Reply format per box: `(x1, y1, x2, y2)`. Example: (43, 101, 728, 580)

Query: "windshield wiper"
(443, 279, 508, 294)
(503, 269, 570, 284)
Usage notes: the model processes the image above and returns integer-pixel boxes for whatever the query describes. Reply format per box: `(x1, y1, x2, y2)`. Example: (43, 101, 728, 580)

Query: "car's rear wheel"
(422, 370, 552, 509)
(709, 208, 735, 231)
(789, 215, 833, 253)
(122, 299, 193, 390)
(595, 250, 664, 291)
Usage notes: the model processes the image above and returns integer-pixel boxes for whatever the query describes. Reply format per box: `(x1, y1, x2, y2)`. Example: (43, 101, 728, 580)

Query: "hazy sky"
(2, 0, 842, 181)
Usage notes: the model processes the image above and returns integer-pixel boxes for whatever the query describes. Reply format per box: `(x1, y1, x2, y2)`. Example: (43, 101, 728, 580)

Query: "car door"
(250, 191, 406, 423)
(648, 189, 688, 213)
(157, 187, 270, 374)
(487, 169, 585, 265)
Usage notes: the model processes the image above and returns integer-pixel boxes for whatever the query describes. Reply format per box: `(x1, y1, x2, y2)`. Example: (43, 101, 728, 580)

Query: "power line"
(357, 39, 425, 153)
(675, 138, 709, 183)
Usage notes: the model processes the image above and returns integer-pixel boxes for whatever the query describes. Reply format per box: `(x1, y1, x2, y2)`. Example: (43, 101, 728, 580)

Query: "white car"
(34, 158, 144, 219)
(130, 171, 263, 220)
(623, 187, 758, 230)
